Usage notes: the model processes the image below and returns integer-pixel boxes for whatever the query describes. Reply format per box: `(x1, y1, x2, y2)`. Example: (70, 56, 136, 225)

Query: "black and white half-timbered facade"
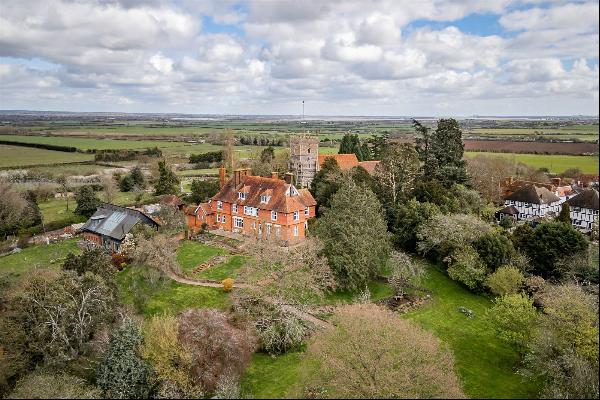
(566, 189, 599, 232)
(502, 185, 562, 221)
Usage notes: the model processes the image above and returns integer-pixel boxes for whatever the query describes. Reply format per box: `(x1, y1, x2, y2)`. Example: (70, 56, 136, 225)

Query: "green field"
(0, 134, 186, 150)
(0, 239, 80, 285)
(464, 151, 599, 174)
(0, 144, 94, 167)
(468, 125, 599, 141)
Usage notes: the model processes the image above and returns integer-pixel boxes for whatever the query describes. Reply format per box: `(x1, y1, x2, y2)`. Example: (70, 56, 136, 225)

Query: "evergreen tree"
(74, 186, 101, 217)
(119, 174, 135, 192)
(310, 157, 343, 214)
(189, 179, 220, 204)
(413, 119, 436, 176)
(23, 190, 42, 228)
(339, 133, 365, 161)
(154, 160, 179, 196)
(558, 202, 571, 224)
(130, 166, 146, 189)
(97, 319, 152, 399)
(430, 119, 468, 187)
(314, 181, 391, 291)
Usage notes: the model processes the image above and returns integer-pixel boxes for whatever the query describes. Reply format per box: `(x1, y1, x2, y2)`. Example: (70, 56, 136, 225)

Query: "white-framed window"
(260, 195, 270, 203)
(244, 206, 249, 215)
(266, 223, 271, 235)
(238, 192, 247, 200)
(234, 217, 244, 228)
(293, 225, 299, 237)
(293, 211, 300, 221)
(304, 207, 310, 216)
(232, 204, 238, 214)
(271, 211, 277, 221)
(217, 201, 223, 210)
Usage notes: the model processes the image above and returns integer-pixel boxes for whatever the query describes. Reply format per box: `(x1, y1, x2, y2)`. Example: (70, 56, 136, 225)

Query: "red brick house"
(187, 168, 316, 245)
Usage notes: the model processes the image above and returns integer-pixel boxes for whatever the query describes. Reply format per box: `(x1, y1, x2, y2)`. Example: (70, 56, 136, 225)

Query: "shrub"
(7, 370, 101, 399)
(387, 251, 425, 296)
(473, 232, 515, 270)
(97, 318, 152, 399)
(485, 293, 538, 353)
(485, 266, 525, 296)
(222, 278, 234, 292)
(446, 245, 489, 291)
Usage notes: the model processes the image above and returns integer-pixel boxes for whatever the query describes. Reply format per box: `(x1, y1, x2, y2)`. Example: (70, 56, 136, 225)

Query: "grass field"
(469, 126, 599, 141)
(0, 239, 79, 285)
(405, 263, 539, 399)
(0, 144, 94, 167)
(241, 351, 304, 398)
(465, 152, 599, 174)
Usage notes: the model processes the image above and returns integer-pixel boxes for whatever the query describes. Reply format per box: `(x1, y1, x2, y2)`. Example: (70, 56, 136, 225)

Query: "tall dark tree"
(154, 160, 179, 196)
(429, 119, 468, 187)
(310, 157, 343, 214)
(314, 181, 391, 291)
(558, 202, 571, 224)
(260, 146, 276, 164)
(130, 166, 146, 189)
(119, 174, 135, 192)
(74, 186, 100, 218)
(339, 133, 365, 161)
(189, 179, 220, 204)
(23, 190, 42, 228)
(413, 119, 435, 176)
(367, 134, 387, 160)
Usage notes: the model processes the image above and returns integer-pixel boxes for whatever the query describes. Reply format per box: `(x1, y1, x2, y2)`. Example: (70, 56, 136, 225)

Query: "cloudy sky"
(0, 0, 598, 116)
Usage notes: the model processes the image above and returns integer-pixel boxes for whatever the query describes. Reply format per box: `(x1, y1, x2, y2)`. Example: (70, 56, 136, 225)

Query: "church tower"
(289, 134, 319, 188)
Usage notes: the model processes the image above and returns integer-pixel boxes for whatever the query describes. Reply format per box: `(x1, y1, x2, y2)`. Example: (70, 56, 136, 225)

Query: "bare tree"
(101, 175, 117, 204)
(299, 304, 465, 399)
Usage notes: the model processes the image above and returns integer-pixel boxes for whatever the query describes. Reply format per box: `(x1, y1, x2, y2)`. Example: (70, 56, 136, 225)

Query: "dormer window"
(260, 195, 271, 204)
(238, 191, 247, 200)
(217, 201, 223, 210)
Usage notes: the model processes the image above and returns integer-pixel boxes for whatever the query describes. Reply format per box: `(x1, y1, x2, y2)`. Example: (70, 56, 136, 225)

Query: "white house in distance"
(566, 189, 599, 231)
(500, 184, 562, 221)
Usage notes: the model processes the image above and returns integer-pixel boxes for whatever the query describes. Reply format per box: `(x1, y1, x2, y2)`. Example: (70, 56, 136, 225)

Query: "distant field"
(465, 152, 599, 174)
(0, 134, 184, 150)
(0, 144, 94, 167)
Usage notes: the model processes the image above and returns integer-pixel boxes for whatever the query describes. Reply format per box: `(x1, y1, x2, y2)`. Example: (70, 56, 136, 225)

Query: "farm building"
(80, 203, 159, 252)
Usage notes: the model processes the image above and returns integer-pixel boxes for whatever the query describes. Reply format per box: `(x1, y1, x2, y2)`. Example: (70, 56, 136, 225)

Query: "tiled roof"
(318, 154, 359, 170)
(567, 189, 599, 210)
(497, 205, 519, 215)
(357, 160, 380, 174)
(161, 195, 184, 206)
(504, 185, 561, 204)
(212, 174, 316, 213)
(187, 203, 213, 216)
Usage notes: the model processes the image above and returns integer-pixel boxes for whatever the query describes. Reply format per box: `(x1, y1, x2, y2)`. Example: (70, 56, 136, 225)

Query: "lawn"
(116, 264, 230, 317)
(0, 144, 94, 167)
(241, 351, 304, 399)
(176, 241, 225, 272)
(0, 239, 79, 285)
(464, 151, 599, 174)
(323, 278, 394, 304)
(176, 241, 245, 280)
(405, 263, 539, 399)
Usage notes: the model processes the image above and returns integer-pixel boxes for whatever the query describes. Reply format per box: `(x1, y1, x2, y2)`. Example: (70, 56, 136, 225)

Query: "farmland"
(464, 152, 599, 174)
(0, 144, 94, 168)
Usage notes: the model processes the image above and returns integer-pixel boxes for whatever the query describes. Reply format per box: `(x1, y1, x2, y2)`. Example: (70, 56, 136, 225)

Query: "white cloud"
(0, 0, 597, 115)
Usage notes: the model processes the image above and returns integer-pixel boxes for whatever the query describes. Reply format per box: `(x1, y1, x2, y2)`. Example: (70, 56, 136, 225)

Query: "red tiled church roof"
(357, 160, 380, 174)
(318, 154, 359, 170)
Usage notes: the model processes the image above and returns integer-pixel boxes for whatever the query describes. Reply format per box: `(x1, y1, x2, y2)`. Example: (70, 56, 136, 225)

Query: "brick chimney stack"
(219, 166, 226, 188)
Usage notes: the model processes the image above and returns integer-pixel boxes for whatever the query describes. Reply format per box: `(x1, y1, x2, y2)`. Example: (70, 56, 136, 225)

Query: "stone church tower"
(289, 134, 319, 188)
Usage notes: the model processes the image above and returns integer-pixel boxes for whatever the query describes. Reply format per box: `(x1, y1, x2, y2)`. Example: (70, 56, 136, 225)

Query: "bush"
(446, 245, 489, 291)
(485, 266, 525, 296)
(7, 370, 100, 399)
(486, 293, 538, 353)
(97, 318, 152, 399)
(222, 278, 234, 292)
(387, 251, 425, 296)
(473, 232, 515, 270)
